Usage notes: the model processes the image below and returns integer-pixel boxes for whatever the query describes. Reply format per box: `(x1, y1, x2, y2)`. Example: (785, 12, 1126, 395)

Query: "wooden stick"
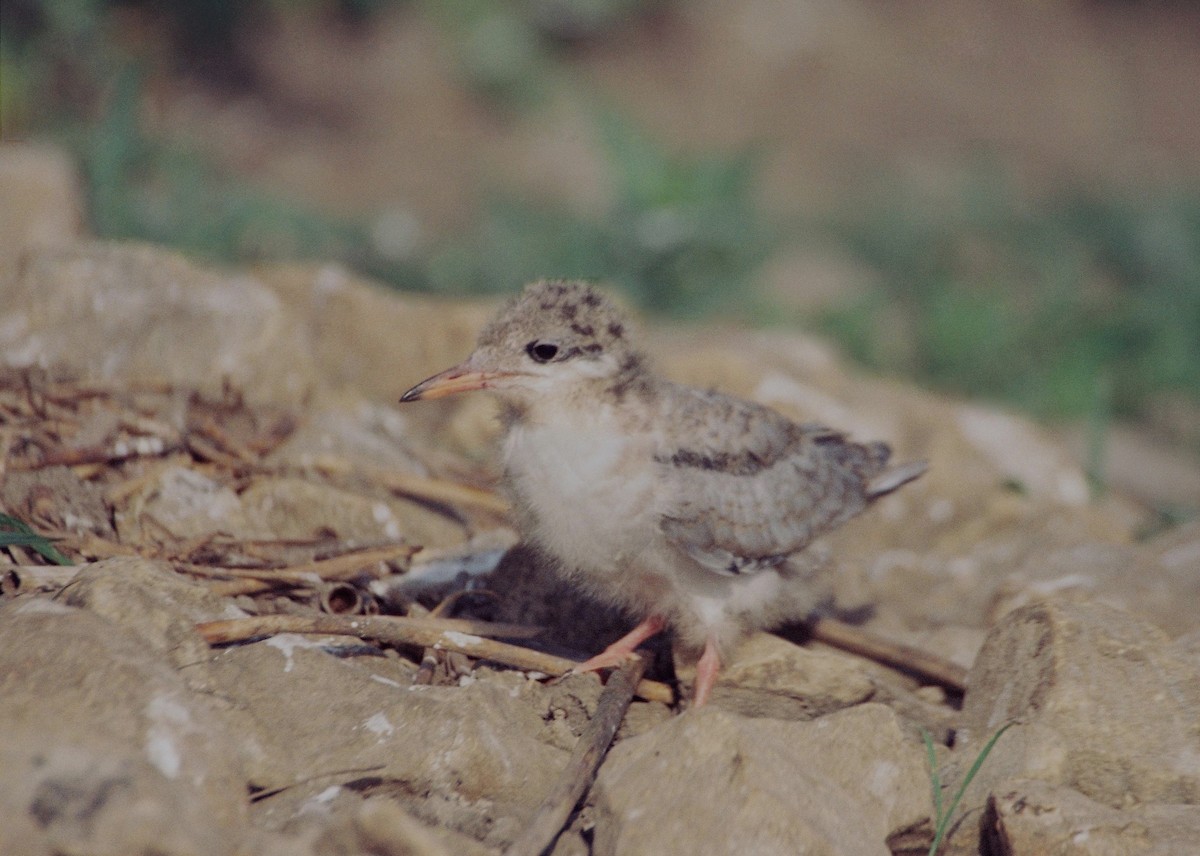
(807, 616, 967, 694)
(177, 545, 417, 583)
(195, 613, 541, 643)
(506, 656, 645, 856)
(0, 564, 81, 596)
(312, 455, 510, 515)
(194, 614, 673, 704)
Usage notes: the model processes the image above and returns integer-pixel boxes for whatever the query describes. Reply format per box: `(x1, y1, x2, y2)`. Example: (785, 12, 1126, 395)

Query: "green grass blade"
(0, 513, 73, 565)
(927, 722, 1015, 855)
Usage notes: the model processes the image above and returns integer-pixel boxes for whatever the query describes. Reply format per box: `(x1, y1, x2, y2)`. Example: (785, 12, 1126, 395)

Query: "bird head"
(400, 280, 645, 405)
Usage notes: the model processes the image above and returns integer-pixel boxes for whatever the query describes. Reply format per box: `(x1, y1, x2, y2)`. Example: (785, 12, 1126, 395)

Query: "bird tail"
(866, 459, 928, 499)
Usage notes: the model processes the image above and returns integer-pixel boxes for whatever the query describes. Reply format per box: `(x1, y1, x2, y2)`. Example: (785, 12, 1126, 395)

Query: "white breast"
(503, 408, 661, 575)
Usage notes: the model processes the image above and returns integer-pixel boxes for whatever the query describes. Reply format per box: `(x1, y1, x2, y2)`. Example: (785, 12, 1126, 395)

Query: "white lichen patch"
(144, 694, 196, 779)
(266, 633, 326, 673)
(363, 712, 395, 738)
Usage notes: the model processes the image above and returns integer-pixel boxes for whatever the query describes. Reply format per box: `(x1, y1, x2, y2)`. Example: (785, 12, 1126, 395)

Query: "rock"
(1, 464, 115, 538)
(59, 557, 241, 668)
(202, 634, 568, 848)
(591, 704, 932, 856)
(934, 598, 1200, 853)
(0, 599, 250, 855)
(952, 404, 1091, 507)
(0, 142, 84, 283)
(987, 778, 1200, 856)
(957, 599, 1200, 808)
(237, 476, 466, 548)
(255, 262, 494, 406)
(113, 463, 254, 542)
(310, 797, 495, 856)
(990, 538, 1200, 637)
(0, 242, 317, 403)
(113, 464, 466, 549)
(675, 631, 875, 719)
(265, 400, 432, 474)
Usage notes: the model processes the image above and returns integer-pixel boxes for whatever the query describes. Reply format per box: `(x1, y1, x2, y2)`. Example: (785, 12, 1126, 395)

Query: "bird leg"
(572, 614, 667, 674)
(691, 637, 722, 708)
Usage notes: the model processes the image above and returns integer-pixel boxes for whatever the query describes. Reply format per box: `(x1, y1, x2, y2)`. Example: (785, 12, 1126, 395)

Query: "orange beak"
(399, 363, 516, 402)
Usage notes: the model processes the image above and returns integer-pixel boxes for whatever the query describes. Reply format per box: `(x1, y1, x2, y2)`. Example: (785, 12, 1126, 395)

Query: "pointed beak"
(399, 362, 515, 402)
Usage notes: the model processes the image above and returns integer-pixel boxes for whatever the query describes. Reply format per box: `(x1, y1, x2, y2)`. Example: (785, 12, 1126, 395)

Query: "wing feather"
(654, 385, 908, 577)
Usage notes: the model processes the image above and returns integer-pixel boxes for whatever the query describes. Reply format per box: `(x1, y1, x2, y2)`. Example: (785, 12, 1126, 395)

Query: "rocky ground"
(2, 142, 1200, 855)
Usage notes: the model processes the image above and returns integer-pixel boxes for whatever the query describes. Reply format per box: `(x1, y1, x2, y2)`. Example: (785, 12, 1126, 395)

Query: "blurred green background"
(3, 0, 1198, 517)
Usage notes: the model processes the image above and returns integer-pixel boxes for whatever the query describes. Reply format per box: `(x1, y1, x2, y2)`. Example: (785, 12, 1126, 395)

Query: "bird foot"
(690, 638, 722, 708)
(570, 614, 667, 675)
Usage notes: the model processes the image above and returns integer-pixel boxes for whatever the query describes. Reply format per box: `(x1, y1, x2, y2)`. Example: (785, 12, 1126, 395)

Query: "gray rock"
(238, 476, 466, 548)
(203, 634, 568, 847)
(113, 464, 465, 549)
(987, 778, 1200, 856)
(0, 241, 317, 403)
(0, 142, 84, 283)
(990, 538, 1200, 637)
(932, 598, 1200, 853)
(674, 631, 875, 719)
(307, 797, 496, 856)
(958, 599, 1200, 808)
(0, 599, 250, 855)
(591, 704, 932, 856)
(59, 557, 242, 668)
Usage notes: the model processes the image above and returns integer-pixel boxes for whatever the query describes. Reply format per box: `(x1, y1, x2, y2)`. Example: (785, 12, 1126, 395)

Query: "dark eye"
(526, 341, 560, 363)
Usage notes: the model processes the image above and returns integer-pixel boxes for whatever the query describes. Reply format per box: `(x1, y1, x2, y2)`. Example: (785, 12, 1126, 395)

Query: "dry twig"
(506, 656, 645, 856)
(194, 613, 673, 704)
(181, 543, 417, 596)
(808, 616, 967, 694)
(313, 455, 510, 516)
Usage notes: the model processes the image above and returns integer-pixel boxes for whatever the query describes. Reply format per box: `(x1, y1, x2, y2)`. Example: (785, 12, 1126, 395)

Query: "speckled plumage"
(401, 279, 926, 705)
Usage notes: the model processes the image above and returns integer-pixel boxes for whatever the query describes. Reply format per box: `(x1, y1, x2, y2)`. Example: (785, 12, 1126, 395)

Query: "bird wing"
(654, 386, 895, 577)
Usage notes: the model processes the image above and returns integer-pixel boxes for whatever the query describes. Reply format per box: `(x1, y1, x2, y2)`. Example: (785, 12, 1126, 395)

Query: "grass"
(814, 168, 1200, 428)
(0, 513, 72, 565)
(426, 109, 777, 318)
(922, 722, 1014, 855)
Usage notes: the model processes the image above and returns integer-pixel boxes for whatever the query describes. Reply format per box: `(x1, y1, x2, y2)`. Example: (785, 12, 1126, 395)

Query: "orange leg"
(691, 637, 721, 708)
(572, 614, 667, 674)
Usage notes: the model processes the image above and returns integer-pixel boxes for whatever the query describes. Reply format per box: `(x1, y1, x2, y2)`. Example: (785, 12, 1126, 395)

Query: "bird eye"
(526, 341, 560, 363)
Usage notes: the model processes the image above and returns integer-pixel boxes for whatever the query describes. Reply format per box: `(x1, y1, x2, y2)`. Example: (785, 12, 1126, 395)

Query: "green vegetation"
(428, 111, 776, 318)
(0, 513, 72, 565)
(922, 722, 1014, 855)
(76, 66, 407, 275)
(816, 169, 1200, 425)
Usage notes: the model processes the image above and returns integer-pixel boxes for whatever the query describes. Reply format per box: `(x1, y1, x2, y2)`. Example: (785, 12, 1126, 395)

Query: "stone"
(957, 599, 1200, 808)
(0, 242, 317, 403)
(202, 633, 568, 848)
(0, 142, 84, 283)
(1, 465, 115, 539)
(309, 797, 494, 856)
(255, 262, 494, 407)
(265, 400, 432, 474)
(113, 464, 466, 549)
(987, 778, 1200, 856)
(0, 599, 250, 855)
(932, 598, 1200, 853)
(113, 463, 254, 542)
(989, 538, 1200, 637)
(59, 557, 242, 668)
(675, 631, 875, 719)
(237, 476, 466, 548)
(591, 704, 932, 856)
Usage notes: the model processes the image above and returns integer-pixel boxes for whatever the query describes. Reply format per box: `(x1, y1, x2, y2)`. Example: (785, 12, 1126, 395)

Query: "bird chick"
(401, 280, 926, 707)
